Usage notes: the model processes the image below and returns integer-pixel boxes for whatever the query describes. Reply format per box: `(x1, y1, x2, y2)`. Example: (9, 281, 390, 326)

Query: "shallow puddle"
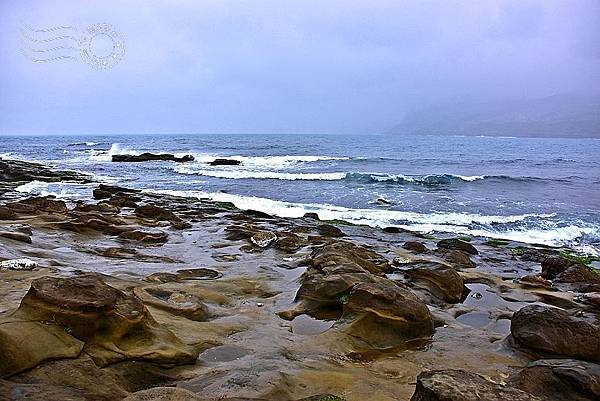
(291, 314, 335, 335)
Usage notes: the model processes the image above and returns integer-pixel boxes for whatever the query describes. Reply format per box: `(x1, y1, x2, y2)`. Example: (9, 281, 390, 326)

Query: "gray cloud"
(1, 0, 599, 134)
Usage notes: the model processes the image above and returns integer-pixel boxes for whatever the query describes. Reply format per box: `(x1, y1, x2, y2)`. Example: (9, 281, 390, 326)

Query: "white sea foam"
(140, 188, 594, 251)
(88, 143, 138, 162)
(173, 167, 346, 180)
(15, 180, 94, 199)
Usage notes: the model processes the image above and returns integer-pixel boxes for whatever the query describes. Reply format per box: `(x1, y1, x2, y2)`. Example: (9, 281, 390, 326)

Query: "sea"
(1, 134, 599, 255)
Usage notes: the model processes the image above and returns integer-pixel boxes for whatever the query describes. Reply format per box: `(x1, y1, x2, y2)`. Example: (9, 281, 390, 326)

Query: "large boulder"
(410, 369, 540, 401)
(511, 305, 600, 362)
(437, 238, 478, 255)
(6, 275, 198, 368)
(404, 263, 469, 303)
(342, 278, 434, 347)
(509, 359, 600, 401)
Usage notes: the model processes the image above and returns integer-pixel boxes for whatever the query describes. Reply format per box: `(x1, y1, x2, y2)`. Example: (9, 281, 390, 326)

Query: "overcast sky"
(0, 0, 598, 135)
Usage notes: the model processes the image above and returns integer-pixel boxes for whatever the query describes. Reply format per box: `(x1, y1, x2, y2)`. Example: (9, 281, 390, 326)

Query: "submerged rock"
(112, 153, 194, 163)
(511, 304, 600, 362)
(118, 230, 169, 244)
(509, 359, 600, 401)
(410, 369, 540, 401)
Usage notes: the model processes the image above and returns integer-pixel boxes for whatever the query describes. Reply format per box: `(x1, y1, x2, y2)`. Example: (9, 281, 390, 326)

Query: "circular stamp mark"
(78, 23, 125, 69)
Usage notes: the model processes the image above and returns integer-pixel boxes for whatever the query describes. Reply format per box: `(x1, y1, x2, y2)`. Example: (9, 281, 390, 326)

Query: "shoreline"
(1, 157, 599, 401)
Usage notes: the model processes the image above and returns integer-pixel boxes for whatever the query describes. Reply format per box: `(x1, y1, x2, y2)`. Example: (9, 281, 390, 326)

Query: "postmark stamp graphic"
(20, 22, 125, 69)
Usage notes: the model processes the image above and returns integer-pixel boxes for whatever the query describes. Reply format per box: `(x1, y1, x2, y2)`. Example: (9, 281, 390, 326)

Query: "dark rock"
(0, 230, 31, 243)
(0, 158, 90, 186)
(209, 158, 241, 166)
(303, 212, 320, 220)
(97, 184, 140, 194)
(443, 250, 476, 268)
(0, 206, 17, 220)
(509, 359, 600, 401)
(92, 188, 112, 200)
(135, 205, 178, 221)
(410, 369, 540, 401)
(318, 224, 346, 238)
(541, 256, 575, 279)
(437, 238, 478, 255)
(511, 304, 600, 362)
(555, 265, 600, 292)
(383, 226, 409, 233)
(112, 153, 194, 163)
(106, 195, 139, 208)
(403, 241, 428, 254)
(404, 263, 469, 303)
(242, 209, 273, 219)
(298, 395, 346, 401)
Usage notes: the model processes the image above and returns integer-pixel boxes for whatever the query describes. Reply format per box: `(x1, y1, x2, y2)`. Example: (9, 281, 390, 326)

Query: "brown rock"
(405, 263, 469, 303)
(13, 275, 198, 367)
(410, 369, 540, 401)
(318, 224, 346, 237)
(511, 304, 600, 362)
(343, 278, 434, 347)
(403, 241, 428, 254)
(444, 250, 476, 268)
(509, 359, 600, 401)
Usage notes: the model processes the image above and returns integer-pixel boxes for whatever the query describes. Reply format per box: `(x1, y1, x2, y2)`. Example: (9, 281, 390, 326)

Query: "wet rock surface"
(2, 159, 600, 400)
(410, 369, 541, 401)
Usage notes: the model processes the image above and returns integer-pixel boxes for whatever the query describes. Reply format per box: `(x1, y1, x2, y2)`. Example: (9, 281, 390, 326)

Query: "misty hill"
(389, 94, 600, 138)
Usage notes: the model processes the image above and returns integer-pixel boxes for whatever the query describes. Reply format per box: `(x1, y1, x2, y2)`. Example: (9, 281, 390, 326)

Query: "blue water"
(1, 134, 599, 254)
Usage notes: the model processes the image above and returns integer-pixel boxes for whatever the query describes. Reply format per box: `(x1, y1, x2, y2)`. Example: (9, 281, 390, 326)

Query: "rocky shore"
(0, 157, 599, 401)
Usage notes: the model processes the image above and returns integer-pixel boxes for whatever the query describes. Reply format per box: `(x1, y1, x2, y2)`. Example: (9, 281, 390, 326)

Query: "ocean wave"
(173, 166, 346, 180)
(88, 143, 138, 162)
(143, 189, 599, 252)
(67, 141, 101, 147)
